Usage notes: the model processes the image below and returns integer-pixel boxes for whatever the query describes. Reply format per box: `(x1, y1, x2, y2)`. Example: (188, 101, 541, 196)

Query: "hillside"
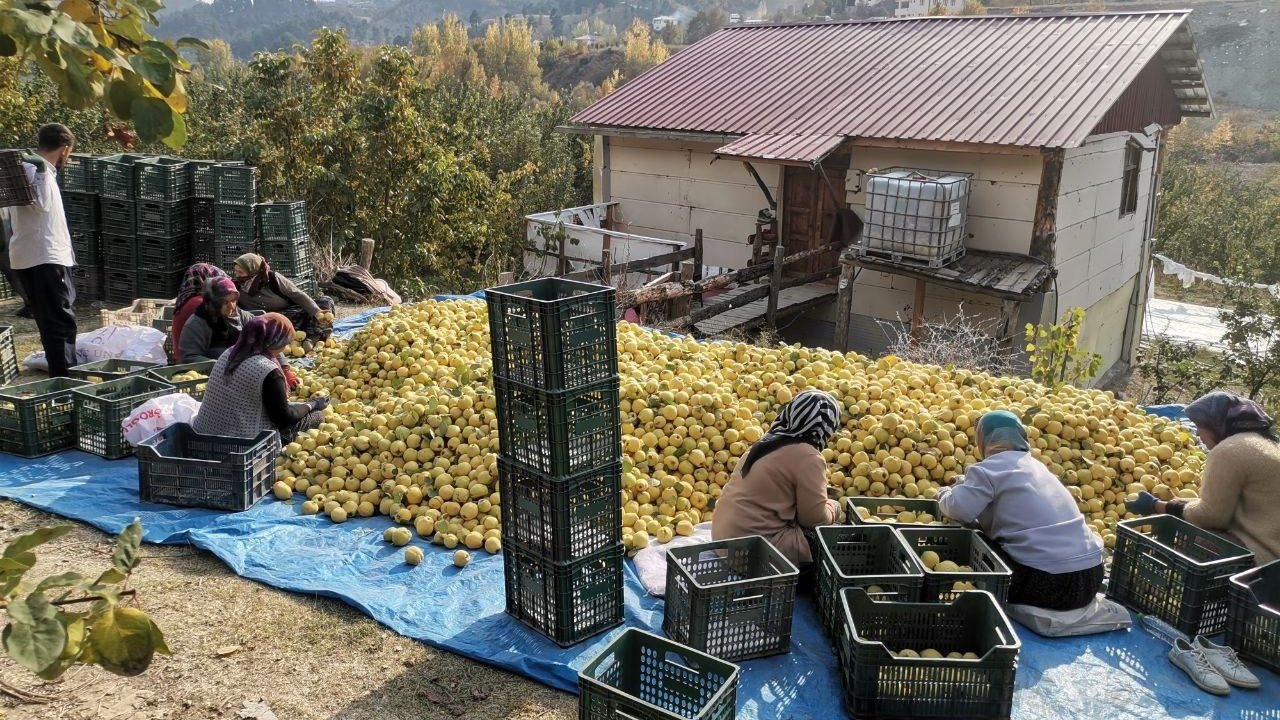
(1185, 0, 1279, 110)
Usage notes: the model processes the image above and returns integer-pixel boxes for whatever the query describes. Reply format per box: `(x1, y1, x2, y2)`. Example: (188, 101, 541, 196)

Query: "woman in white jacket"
(935, 410, 1104, 611)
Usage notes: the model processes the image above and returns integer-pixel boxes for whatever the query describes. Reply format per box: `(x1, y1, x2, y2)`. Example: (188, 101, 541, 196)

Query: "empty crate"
(579, 628, 739, 720)
(503, 540, 624, 646)
(485, 278, 618, 391)
(493, 376, 619, 477)
(1226, 560, 1280, 674)
(498, 458, 621, 562)
(137, 424, 279, 511)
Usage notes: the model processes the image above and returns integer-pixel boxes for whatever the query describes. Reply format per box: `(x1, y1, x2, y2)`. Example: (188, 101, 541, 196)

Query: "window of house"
(1119, 141, 1142, 217)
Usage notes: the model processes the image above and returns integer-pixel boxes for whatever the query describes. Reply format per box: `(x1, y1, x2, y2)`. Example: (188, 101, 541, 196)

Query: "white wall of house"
(1053, 132, 1156, 374)
(598, 136, 778, 271)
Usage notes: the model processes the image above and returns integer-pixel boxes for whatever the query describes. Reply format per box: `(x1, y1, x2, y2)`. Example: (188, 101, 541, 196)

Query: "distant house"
(652, 15, 679, 32)
(896, 0, 960, 16)
(537, 13, 1211, 382)
(574, 34, 602, 47)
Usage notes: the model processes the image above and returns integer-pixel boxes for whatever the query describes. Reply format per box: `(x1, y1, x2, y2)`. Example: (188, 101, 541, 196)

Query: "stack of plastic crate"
(485, 278, 623, 647)
(256, 201, 314, 293)
(189, 160, 242, 263)
(96, 153, 149, 305)
(212, 165, 257, 271)
(59, 153, 102, 302)
(134, 157, 191, 298)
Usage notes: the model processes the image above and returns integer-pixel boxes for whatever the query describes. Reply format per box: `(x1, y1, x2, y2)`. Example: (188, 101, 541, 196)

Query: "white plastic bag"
(24, 325, 168, 371)
(1007, 595, 1132, 638)
(634, 522, 714, 597)
(122, 393, 201, 447)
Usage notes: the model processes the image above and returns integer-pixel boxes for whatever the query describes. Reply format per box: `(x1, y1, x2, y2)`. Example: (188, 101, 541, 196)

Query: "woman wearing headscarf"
(936, 410, 1104, 611)
(193, 313, 329, 446)
(170, 263, 227, 362)
(1127, 391, 1280, 565)
(178, 277, 253, 363)
(232, 253, 334, 339)
(712, 390, 842, 571)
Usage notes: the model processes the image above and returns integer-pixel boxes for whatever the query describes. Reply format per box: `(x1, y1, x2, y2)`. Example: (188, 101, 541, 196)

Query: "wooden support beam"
(359, 238, 375, 271)
(561, 247, 695, 282)
(834, 259, 855, 351)
(670, 262, 694, 317)
(998, 299, 1020, 354)
(767, 243, 786, 327)
(743, 161, 777, 210)
(556, 234, 568, 276)
(693, 229, 705, 307)
(680, 267, 838, 327)
(1031, 149, 1064, 266)
(911, 278, 926, 342)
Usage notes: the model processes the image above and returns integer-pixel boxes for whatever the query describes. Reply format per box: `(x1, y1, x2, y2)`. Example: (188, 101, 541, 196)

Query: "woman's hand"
(309, 395, 331, 413)
(1125, 491, 1161, 516)
(282, 366, 301, 390)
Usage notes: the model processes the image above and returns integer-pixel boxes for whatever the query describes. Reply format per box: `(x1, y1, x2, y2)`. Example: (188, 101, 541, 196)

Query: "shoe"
(1193, 635, 1261, 689)
(1169, 637, 1231, 695)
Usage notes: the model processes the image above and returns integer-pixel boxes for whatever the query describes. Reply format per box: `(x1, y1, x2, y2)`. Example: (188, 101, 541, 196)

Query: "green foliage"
(0, 0, 205, 148)
(1217, 284, 1280, 402)
(620, 20, 668, 81)
(1136, 335, 1218, 404)
(1025, 308, 1103, 388)
(0, 519, 168, 681)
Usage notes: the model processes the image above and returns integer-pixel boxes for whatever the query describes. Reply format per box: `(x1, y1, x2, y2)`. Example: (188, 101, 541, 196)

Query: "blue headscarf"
(977, 410, 1030, 457)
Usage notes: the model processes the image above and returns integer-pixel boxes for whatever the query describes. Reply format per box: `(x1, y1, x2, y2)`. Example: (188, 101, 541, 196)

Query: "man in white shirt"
(9, 124, 78, 376)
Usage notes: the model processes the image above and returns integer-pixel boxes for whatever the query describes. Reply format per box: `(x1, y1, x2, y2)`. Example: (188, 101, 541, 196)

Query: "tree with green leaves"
(620, 19, 667, 81)
(0, 0, 204, 147)
(1025, 308, 1103, 388)
(1217, 284, 1280, 403)
(1, 519, 167, 681)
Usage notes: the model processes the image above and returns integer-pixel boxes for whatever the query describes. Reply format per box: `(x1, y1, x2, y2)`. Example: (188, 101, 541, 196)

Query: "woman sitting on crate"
(192, 313, 328, 446)
(935, 410, 1105, 611)
(712, 390, 841, 583)
(231, 253, 334, 340)
(1126, 391, 1280, 565)
(170, 263, 227, 362)
(177, 277, 253, 364)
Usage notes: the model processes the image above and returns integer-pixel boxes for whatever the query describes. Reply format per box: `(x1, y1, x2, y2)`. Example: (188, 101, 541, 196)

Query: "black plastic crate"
(0, 274, 11, 301)
(137, 423, 279, 510)
(504, 540, 624, 647)
(0, 325, 17, 385)
(1226, 560, 1280, 674)
(102, 233, 136, 269)
(62, 190, 99, 230)
(189, 160, 242, 198)
(146, 361, 215, 400)
(214, 241, 255, 271)
(897, 528, 1012, 603)
(486, 278, 618, 392)
(137, 199, 190, 238)
(137, 268, 184, 298)
(215, 204, 255, 244)
(838, 588, 1020, 720)
(191, 197, 215, 234)
(579, 629, 739, 720)
(0, 378, 92, 457)
(664, 535, 799, 662)
(72, 375, 174, 459)
(0, 150, 35, 208)
(70, 230, 101, 266)
(71, 265, 102, 303)
(95, 153, 148, 200)
(845, 496, 956, 529)
(498, 458, 621, 562)
(1107, 515, 1254, 637)
(69, 358, 162, 383)
(193, 234, 216, 264)
(816, 524, 925, 636)
(213, 164, 256, 206)
(256, 201, 307, 242)
(137, 235, 192, 272)
(135, 157, 190, 201)
(99, 198, 136, 236)
(260, 236, 309, 264)
(493, 375, 620, 477)
(103, 269, 137, 306)
(271, 252, 313, 282)
(57, 153, 98, 194)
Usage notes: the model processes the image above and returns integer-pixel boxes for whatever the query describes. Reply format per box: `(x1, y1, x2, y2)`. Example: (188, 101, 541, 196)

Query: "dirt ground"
(0, 296, 576, 720)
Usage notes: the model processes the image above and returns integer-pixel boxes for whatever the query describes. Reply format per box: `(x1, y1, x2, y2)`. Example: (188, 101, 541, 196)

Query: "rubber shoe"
(1193, 635, 1261, 689)
(1169, 638, 1231, 696)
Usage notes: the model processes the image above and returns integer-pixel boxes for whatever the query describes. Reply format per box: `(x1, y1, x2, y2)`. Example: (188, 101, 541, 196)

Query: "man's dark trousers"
(15, 263, 76, 376)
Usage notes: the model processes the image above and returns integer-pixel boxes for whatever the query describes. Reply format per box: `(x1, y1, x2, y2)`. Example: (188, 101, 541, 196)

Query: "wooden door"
(781, 161, 848, 274)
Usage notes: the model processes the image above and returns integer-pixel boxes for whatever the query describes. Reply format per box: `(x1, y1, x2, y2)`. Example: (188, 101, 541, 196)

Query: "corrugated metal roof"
(571, 12, 1211, 149)
(713, 133, 846, 165)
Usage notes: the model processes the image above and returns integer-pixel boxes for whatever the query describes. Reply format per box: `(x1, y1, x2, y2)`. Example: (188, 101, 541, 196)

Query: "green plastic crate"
(71, 265, 103, 303)
(137, 423, 279, 510)
(137, 199, 190, 238)
(493, 375, 620, 477)
(498, 458, 621, 562)
(1107, 515, 1255, 637)
(58, 153, 99, 194)
(0, 378, 92, 457)
(837, 588, 1020, 720)
(0, 325, 18, 385)
(213, 164, 256, 205)
(665, 535, 799, 662)
(102, 233, 136, 270)
(215, 204, 255, 243)
(896, 527, 1012, 603)
(99, 198, 136, 236)
(71, 230, 101, 266)
(504, 540, 624, 647)
(579, 628, 739, 720)
(69, 358, 162, 383)
(815, 524, 926, 636)
(256, 201, 307, 243)
(146, 361, 214, 400)
(135, 157, 190, 201)
(94, 153, 149, 200)
(103, 269, 136, 306)
(138, 268, 184, 298)
(1226, 560, 1280, 674)
(845, 496, 957, 529)
(189, 160, 242, 198)
(0, 274, 11, 301)
(485, 278, 618, 392)
(62, 190, 99, 231)
(72, 375, 174, 459)
(137, 235, 192, 272)
(192, 197, 215, 234)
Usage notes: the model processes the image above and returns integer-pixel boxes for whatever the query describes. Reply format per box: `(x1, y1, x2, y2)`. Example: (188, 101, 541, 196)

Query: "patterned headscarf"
(176, 263, 226, 310)
(234, 253, 271, 295)
(1185, 391, 1277, 443)
(739, 390, 841, 476)
(200, 277, 239, 322)
(977, 410, 1030, 458)
(226, 312, 295, 376)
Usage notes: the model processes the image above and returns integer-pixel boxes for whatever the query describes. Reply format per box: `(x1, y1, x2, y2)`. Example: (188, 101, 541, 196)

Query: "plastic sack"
(1007, 594, 1132, 638)
(633, 522, 714, 597)
(122, 393, 201, 447)
(24, 325, 168, 371)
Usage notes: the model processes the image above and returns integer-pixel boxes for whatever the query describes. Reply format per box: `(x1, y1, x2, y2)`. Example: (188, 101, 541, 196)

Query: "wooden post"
(599, 248, 613, 284)
(358, 238, 375, 271)
(670, 261, 693, 317)
(767, 243, 785, 328)
(834, 258, 855, 351)
(1030, 149, 1064, 266)
(693, 229, 705, 306)
(601, 204, 614, 274)
(751, 221, 765, 266)
(911, 278, 926, 343)
(557, 233, 568, 276)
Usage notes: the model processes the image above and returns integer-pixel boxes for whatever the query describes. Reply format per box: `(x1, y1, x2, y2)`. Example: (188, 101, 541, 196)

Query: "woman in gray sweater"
(233, 253, 333, 339)
(179, 277, 253, 363)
